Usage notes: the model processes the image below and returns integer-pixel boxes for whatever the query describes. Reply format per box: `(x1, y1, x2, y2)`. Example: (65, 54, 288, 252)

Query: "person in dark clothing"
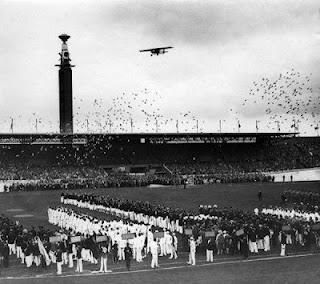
(280, 231, 287, 256)
(3, 242, 9, 268)
(258, 191, 262, 202)
(112, 242, 119, 263)
(206, 239, 215, 262)
(76, 245, 83, 273)
(124, 242, 132, 271)
(240, 236, 249, 259)
(281, 193, 287, 204)
(56, 249, 63, 275)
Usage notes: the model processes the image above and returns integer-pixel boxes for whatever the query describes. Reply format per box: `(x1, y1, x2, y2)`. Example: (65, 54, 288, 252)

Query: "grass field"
(1, 181, 320, 283)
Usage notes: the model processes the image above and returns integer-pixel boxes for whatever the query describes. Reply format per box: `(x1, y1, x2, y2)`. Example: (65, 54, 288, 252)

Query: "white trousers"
(76, 259, 83, 272)
(8, 243, 16, 255)
(25, 255, 33, 267)
(68, 253, 74, 268)
(136, 247, 142, 262)
(249, 241, 258, 253)
(62, 252, 68, 265)
(151, 254, 159, 268)
(257, 239, 264, 250)
(34, 255, 41, 266)
(16, 246, 22, 259)
(57, 261, 62, 275)
(264, 236, 270, 252)
(206, 250, 213, 262)
(100, 257, 108, 272)
(280, 244, 286, 256)
(188, 251, 196, 265)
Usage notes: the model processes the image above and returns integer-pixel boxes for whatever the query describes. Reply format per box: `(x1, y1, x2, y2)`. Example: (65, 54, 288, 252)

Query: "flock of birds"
(238, 68, 319, 134)
(74, 88, 203, 134)
(1, 68, 319, 136)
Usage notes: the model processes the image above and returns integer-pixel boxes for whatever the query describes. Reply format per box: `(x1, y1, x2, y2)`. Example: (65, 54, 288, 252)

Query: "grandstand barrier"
(148, 184, 171, 188)
(266, 167, 320, 182)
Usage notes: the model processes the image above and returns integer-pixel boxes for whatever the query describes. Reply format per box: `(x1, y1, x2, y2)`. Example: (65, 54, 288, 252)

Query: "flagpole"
(10, 117, 13, 134)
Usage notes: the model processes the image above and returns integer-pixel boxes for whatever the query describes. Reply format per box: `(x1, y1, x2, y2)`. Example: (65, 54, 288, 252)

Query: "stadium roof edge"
(0, 132, 299, 137)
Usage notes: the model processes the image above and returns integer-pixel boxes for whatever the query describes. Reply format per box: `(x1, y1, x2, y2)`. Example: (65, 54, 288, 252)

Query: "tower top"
(58, 34, 70, 43)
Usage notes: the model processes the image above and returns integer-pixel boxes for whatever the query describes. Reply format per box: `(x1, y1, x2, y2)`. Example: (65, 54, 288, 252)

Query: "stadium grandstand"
(0, 131, 319, 192)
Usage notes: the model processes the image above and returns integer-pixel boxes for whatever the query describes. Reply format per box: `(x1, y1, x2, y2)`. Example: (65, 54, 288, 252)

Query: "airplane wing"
(139, 46, 173, 52)
(139, 49, 154, 52)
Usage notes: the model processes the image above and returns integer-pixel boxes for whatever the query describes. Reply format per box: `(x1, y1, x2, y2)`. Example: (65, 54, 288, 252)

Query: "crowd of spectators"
(0, 136, 318, 192)
(0, 164, 107, 181)
(5, 174, 176, 192)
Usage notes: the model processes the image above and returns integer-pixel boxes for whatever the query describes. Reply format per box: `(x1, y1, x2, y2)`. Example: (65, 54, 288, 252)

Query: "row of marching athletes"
(48, 206, 179, 271)
(62, 194, 184, 234)
(48, 206, 179, 261)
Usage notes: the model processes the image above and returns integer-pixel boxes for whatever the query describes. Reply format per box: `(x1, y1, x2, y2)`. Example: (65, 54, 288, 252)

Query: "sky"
(0, 0, 319, 135)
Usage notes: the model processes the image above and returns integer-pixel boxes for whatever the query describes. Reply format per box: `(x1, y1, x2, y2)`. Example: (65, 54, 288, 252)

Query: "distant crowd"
(5, 174, 175, 192)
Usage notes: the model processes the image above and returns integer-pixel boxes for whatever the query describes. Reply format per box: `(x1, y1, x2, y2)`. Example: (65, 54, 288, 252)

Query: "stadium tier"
(0, 133, 319, 182)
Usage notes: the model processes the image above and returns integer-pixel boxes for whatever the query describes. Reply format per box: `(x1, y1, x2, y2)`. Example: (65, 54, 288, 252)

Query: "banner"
(121, 233, 136, 240)
(153, 232, 164, 238)
(49, 235, 62, 243)
(204, 231, 215, 237)
(312, 224, 320, 231)
(236, 229, 244, 236)
(70, 236, 82, 243)
(37, 237, 51, 266)
(96, 235, 109, 243)
(282, 225, 291, 232)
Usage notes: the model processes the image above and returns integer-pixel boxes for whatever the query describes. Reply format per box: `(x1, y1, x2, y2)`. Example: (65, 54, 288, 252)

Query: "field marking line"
(0, 252, 316, 281)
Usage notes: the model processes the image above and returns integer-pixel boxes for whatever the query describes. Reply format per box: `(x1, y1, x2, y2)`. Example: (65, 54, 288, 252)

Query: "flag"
(37, 237, 51, 266)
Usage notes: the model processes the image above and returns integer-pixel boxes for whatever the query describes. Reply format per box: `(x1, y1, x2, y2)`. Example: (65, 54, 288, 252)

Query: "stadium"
(1, 2, 320, 284)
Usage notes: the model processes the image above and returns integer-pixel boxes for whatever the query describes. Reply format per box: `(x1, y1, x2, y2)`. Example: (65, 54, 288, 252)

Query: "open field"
(1, 181, 320, 228)
(1, 181, 320, 283)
